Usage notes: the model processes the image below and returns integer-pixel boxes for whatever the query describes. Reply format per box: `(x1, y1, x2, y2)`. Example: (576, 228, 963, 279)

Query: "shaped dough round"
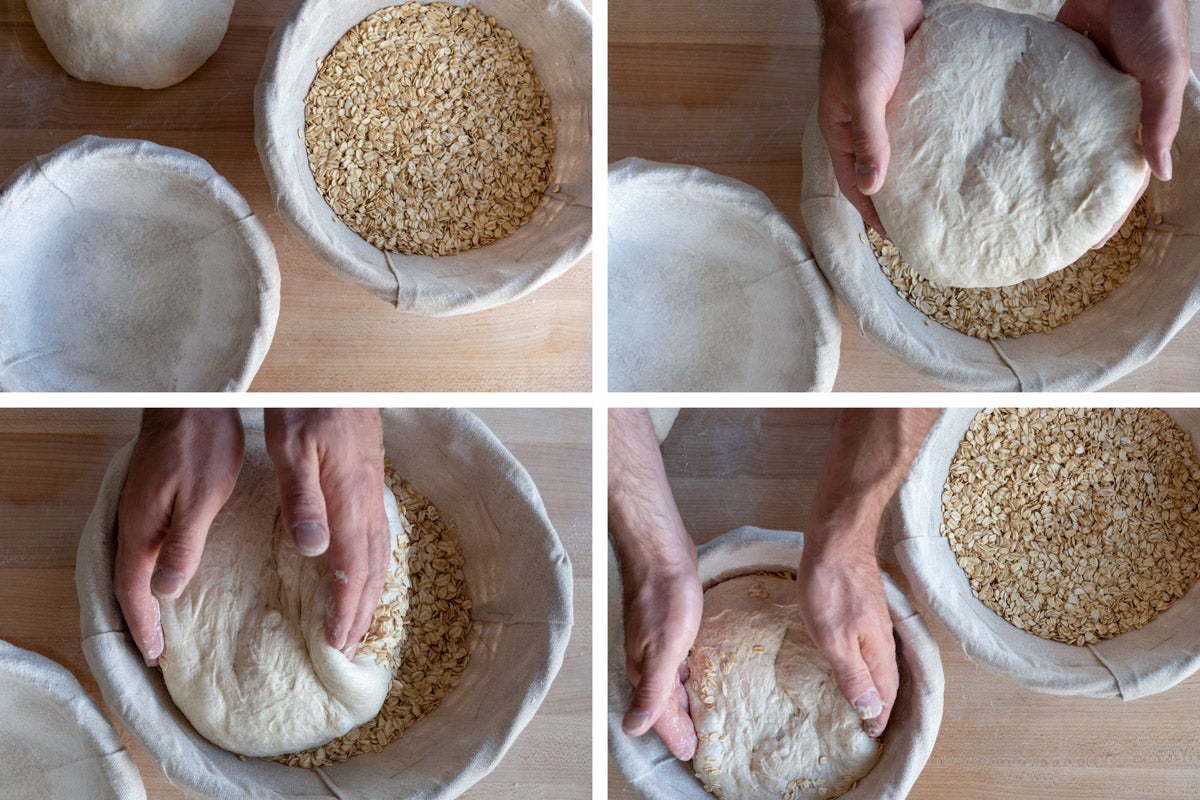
(27, 0, 233, 89)
(874, 4, 1148, 288)
(686, 575, 879, 800)
(159, 432, 405, 757)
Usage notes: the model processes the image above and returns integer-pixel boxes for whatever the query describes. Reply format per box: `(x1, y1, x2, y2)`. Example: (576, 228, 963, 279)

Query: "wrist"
(141, 408, 239, 434)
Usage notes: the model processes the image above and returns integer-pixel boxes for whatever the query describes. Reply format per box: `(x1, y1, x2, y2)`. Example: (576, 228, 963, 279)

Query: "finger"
(113, 520, 165, 667)
(651, 681, 698, 761)
(324, 515, 368, 654)
(860, 627, 901, 737)
(273, 452, 330, 558)
(823, 117, 889, 235)
(847, 87, 891, 197)
(623, 647, 681, 739)
(345, 502, 390, 656)
(149, 499, 217, 602)
(1139, 62, 1187, 182)
(824, 642, 885, 731)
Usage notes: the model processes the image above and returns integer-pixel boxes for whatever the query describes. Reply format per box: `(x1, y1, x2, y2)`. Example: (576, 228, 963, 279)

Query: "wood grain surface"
(0, 407, 590, 800)
(609, 1, 1200, 392)
(607, 409, 1200, 800)
(0, 1, 591, 392)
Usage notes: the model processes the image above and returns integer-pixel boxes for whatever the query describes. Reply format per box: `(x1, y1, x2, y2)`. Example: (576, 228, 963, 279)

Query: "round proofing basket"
(608, 158, 841, 392)
(800, 74, 1200, 392)
(0, 136, 279, 392)
(608, 526, 944, 800)
(896, 408, 1200, 699)
(77, 409, 572, 800)
(0, 640, 145, 800)
(255, 0, 593, 316)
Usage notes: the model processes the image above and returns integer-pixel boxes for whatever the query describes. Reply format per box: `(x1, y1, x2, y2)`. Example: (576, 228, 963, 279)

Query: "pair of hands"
(621, 527, 896, 760)
(820, 0, 1189, 235)
(114, 408, 390, 667)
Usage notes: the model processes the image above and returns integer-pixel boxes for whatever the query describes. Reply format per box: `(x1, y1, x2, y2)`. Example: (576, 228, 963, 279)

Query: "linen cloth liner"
(608, 158, 841, 392)
(255, 0, 593, 316)
(78, 409, 573, 800)
(0, 136, 279, 392)
(608, 526, 944, 800)
(894, 408, 1200, 699)
(0, 640, 146, 800)
(799, 75, 1200, 391)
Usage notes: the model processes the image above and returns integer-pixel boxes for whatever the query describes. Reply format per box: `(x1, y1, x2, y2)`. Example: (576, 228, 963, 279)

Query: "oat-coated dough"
(686, 576, 879, 800)
(27, 0, 233, 89)
(874, 4, 1148, 288)
(158, 431, 402, 757)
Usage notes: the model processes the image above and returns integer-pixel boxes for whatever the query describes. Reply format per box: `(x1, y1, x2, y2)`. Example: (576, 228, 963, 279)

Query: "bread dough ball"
(158, 431, 403, 757)
(27, 0, 234, 89)
(924, 0, 1063, 19)
(874, 4, 1148, 288)
(686, 576, 880, 800)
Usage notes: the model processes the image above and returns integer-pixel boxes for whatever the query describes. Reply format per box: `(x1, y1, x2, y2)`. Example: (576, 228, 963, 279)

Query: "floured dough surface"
(27, 0, 234, 89)
(874, 3, 1148, 288)
(159, 431, 404, 757)
(686, 576, 879, 800)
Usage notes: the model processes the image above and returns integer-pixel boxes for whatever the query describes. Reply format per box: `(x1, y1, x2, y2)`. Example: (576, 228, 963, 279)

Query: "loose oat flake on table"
(941, 408, 1200, 646)
(867, 196, 1150, 340)
(275, 466, 479, 767)
(304, 2, 556, 257)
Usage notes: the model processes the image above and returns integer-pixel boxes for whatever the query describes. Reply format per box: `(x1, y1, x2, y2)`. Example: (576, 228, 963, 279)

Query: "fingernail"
(852, 690, 884, 720)
(1160, 150, 1173, 181)
(145, 626, 163, 667)
(326, 618, 347, 652)
(293, 522, 328, 556)
(622, 709, 652, 735)
(864, 718, 885, 738)
(342, 640, 359, 659)
(856, 163, 881, 195)
(150, 567, 185, 600)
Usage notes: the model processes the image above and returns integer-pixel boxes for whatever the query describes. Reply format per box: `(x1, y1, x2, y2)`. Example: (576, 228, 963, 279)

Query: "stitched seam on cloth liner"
(185, 212, 258, 247)
(987, 340, 1026, 390)
(2, 345, 66, 372)
(314, 767, 352, 799)
(383, 251, 404, 309)
(1086, 644, 1127, 699)
(33, 162, 78, 210)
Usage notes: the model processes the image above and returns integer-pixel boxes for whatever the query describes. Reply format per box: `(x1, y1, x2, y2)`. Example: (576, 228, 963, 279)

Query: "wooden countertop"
(0, 408, 591, 799)
(608, 409, 1200, 799)
(610, 1, 1200, 392)
(0, 1, 590, 392)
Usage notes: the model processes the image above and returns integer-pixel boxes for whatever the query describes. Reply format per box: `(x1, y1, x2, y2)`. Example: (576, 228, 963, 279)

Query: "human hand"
(264, 408, 389, 659)
(621, 565, 704, 761)
(796, 535, 898, 738)
(817, 0, 924, 234)
(1058, 0, 1189, 183)
(115, 409, 245, 667)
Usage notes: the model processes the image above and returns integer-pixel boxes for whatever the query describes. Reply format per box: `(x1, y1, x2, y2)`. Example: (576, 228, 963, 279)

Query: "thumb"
(848, 89, 891, 196)
(274, 455, 330, 557)
(151, 503, 216, 601)
(623, 649, 679, 738)
(1139, 66, 1185, 182)
(825, 646, 884, 727)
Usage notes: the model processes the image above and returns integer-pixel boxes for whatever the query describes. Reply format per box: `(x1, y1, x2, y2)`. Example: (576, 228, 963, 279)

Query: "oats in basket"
(868, 196, 1150, 340)
(304, 2, 556, 257)
(274, 466, 480, 767)
(942, 408, 1200, 646)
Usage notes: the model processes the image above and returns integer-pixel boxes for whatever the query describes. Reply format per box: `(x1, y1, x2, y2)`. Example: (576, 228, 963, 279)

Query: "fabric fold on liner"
(77, 409, 572, 800)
